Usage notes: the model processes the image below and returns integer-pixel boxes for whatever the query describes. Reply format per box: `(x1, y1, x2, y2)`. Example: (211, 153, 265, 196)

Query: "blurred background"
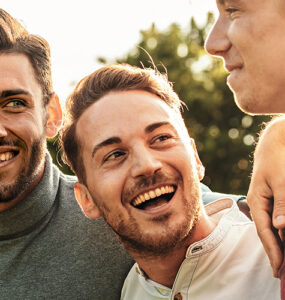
(1, 1, 271, 195)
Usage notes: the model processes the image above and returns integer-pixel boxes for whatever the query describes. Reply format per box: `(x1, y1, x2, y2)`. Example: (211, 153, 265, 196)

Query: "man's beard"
(94, 172, 201, 258)
(0, 136, 46, 203)
(116, 193, 201, 259)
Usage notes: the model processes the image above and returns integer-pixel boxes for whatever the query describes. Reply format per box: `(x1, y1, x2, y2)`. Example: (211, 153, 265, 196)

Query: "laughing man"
(60, 64, 279, 299)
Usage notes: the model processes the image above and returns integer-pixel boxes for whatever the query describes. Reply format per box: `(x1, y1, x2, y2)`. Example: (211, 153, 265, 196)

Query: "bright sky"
(1, 0, 217, 103)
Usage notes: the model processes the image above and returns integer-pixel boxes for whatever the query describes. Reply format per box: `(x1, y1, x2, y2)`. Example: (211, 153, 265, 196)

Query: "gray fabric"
(200, 183, 246, 205)
(0, 154, 244, 300)
(0, 155, 133, 300)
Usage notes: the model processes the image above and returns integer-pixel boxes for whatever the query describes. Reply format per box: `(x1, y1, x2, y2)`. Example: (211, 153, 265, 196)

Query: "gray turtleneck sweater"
(0, 154, 244, 299)
(0, 155, 133, 299)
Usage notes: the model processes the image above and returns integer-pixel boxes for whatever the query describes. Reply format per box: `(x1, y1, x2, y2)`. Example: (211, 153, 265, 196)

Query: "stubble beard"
(0, 136, 46, 203)
(117, 193, 201, 259)
(95, 174, 202, 259)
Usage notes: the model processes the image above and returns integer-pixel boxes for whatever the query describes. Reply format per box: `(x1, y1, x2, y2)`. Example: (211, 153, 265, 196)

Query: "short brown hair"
(0, 9, 53, 106)
(61, 64, 182, 183)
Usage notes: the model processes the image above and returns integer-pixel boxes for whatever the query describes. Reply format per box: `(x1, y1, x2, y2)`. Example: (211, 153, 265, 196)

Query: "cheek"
(166, 148, 195, 177)
(9, 121, 43, 147)
(17, 114, 45, 136)
(87, 169, 125, 205)
(228, 20, 253, 52)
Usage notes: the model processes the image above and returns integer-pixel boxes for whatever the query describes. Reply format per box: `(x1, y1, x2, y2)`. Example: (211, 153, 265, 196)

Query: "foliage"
(49, 13, 270, 195)
(98, 13, 271, 194)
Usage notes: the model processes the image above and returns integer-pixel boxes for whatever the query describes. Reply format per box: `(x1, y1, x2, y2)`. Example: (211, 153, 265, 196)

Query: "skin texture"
(0, 53, 62, 211)
(247, 118, 285, 277)
(205, 0, 285, 276)
(205, 0, 285, 114)
(74, 90, 216, 287)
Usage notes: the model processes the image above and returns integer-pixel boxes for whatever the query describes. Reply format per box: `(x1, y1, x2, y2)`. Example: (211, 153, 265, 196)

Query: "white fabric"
(121, 199, 280, 300)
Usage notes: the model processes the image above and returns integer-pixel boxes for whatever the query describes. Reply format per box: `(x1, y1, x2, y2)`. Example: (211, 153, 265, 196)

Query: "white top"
(121, 199, 280, 300)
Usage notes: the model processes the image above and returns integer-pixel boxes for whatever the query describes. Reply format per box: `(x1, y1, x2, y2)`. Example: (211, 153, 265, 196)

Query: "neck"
(0, 162, 45, 212)
(129, 211, 217, 288)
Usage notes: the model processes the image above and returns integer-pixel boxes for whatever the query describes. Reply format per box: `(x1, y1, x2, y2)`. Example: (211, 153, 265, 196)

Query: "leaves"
(48, 14, 270, 194)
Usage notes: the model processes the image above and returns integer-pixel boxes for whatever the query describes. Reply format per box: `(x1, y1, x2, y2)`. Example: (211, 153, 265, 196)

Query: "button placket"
(174, 292, 182, 300)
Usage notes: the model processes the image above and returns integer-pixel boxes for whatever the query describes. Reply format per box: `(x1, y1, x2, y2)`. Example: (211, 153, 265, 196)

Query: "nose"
(205, 16, 231, 57)
(130, 146, 163, 178)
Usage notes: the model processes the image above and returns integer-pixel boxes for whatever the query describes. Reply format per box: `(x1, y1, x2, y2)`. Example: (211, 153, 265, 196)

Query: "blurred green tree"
(49, 13, 270, 195)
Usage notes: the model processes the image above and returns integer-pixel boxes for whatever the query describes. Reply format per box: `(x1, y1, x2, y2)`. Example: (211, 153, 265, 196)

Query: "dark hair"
(0, 9, 53, 106)
(61, 64, 182, 183)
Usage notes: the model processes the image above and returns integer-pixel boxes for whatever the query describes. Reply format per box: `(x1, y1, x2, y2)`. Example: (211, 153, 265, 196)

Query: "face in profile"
(205, 0, 285, 114)
(75, 89, 205, 256)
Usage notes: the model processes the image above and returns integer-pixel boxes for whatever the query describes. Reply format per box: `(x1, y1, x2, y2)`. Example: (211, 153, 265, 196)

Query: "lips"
(225, 63, 243, 73)
(131, 185, 176, 210)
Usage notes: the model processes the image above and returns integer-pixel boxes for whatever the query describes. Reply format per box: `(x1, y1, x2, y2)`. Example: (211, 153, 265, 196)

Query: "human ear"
(46, 93, 63, 138)
(190, 138, 205, 181)
(74, 182, 101, 219)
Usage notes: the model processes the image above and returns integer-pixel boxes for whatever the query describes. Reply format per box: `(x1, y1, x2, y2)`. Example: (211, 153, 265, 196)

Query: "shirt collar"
(186, 198, 243, 257)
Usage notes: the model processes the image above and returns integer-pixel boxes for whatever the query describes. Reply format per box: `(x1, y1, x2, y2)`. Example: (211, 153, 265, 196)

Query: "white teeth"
(0, 151, 14, 162)
(132, 185, 175, 207)
(144, 193, 150, 201)
(155, 188, 161, 197)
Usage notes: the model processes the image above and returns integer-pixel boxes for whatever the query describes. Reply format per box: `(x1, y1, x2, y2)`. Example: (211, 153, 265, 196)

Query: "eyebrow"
(0, 89, 31, 98)
(145, 121, 171, 133)
(92, 137, 122, 158)
(219, 0, 241, 5)
(91, 121, 171, 158)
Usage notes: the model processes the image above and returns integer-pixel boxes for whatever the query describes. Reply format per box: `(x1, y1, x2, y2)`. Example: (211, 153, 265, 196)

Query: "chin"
(233, 90, 260, 115)
(233, 84, 284, 114)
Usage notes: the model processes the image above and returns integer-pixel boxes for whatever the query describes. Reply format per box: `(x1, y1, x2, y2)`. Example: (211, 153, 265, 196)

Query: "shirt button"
(174, 293, 182, 300)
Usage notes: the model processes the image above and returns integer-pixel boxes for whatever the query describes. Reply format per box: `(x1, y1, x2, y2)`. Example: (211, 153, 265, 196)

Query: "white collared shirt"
(121, 199, 280, 300)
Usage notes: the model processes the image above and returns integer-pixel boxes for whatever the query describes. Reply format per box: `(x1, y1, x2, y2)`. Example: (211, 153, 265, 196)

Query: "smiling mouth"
(0, 151, 19, 163)
(131, 185, 176, 210)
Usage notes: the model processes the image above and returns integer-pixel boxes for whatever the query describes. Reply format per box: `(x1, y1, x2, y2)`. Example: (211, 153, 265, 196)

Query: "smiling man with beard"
(0, 8, 135, 299)
(0, 8, 249, 299)
(60, 64, 279, 299)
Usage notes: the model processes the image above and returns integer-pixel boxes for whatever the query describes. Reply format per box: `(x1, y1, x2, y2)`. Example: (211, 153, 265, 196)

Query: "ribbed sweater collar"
(0, 154, 59, 238)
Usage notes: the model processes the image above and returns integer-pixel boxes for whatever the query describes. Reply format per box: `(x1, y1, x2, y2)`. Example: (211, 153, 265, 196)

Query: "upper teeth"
(132, 185, 175, 207)
(0, 151, 14, 162)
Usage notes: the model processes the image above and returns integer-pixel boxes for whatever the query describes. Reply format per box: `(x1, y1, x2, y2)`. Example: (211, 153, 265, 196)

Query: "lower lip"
(134, 189, 177, 216)
(227, 68, 242, 87)
(0, 154, 18, 169)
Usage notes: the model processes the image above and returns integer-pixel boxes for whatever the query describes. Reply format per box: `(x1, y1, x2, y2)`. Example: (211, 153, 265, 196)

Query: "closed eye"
(225, 7, 238, 13)
(225, 7, 239, 18)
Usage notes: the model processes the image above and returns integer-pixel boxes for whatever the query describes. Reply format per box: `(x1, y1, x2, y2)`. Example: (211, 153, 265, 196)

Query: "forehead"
(76, 90, 178, 147)
(0, 53, 41, 97)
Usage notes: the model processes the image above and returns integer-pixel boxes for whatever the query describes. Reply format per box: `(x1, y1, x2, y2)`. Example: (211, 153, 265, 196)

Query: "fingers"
(247, 117, 285, 277)
(273, 192, 285, 229)
(258, 226, 283, 278)
(247, 187, 284, 277)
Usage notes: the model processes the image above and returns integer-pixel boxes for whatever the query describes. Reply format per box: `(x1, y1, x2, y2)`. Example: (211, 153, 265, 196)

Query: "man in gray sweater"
(0, 8, 133, 299)
(0, 8, 245, 300)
